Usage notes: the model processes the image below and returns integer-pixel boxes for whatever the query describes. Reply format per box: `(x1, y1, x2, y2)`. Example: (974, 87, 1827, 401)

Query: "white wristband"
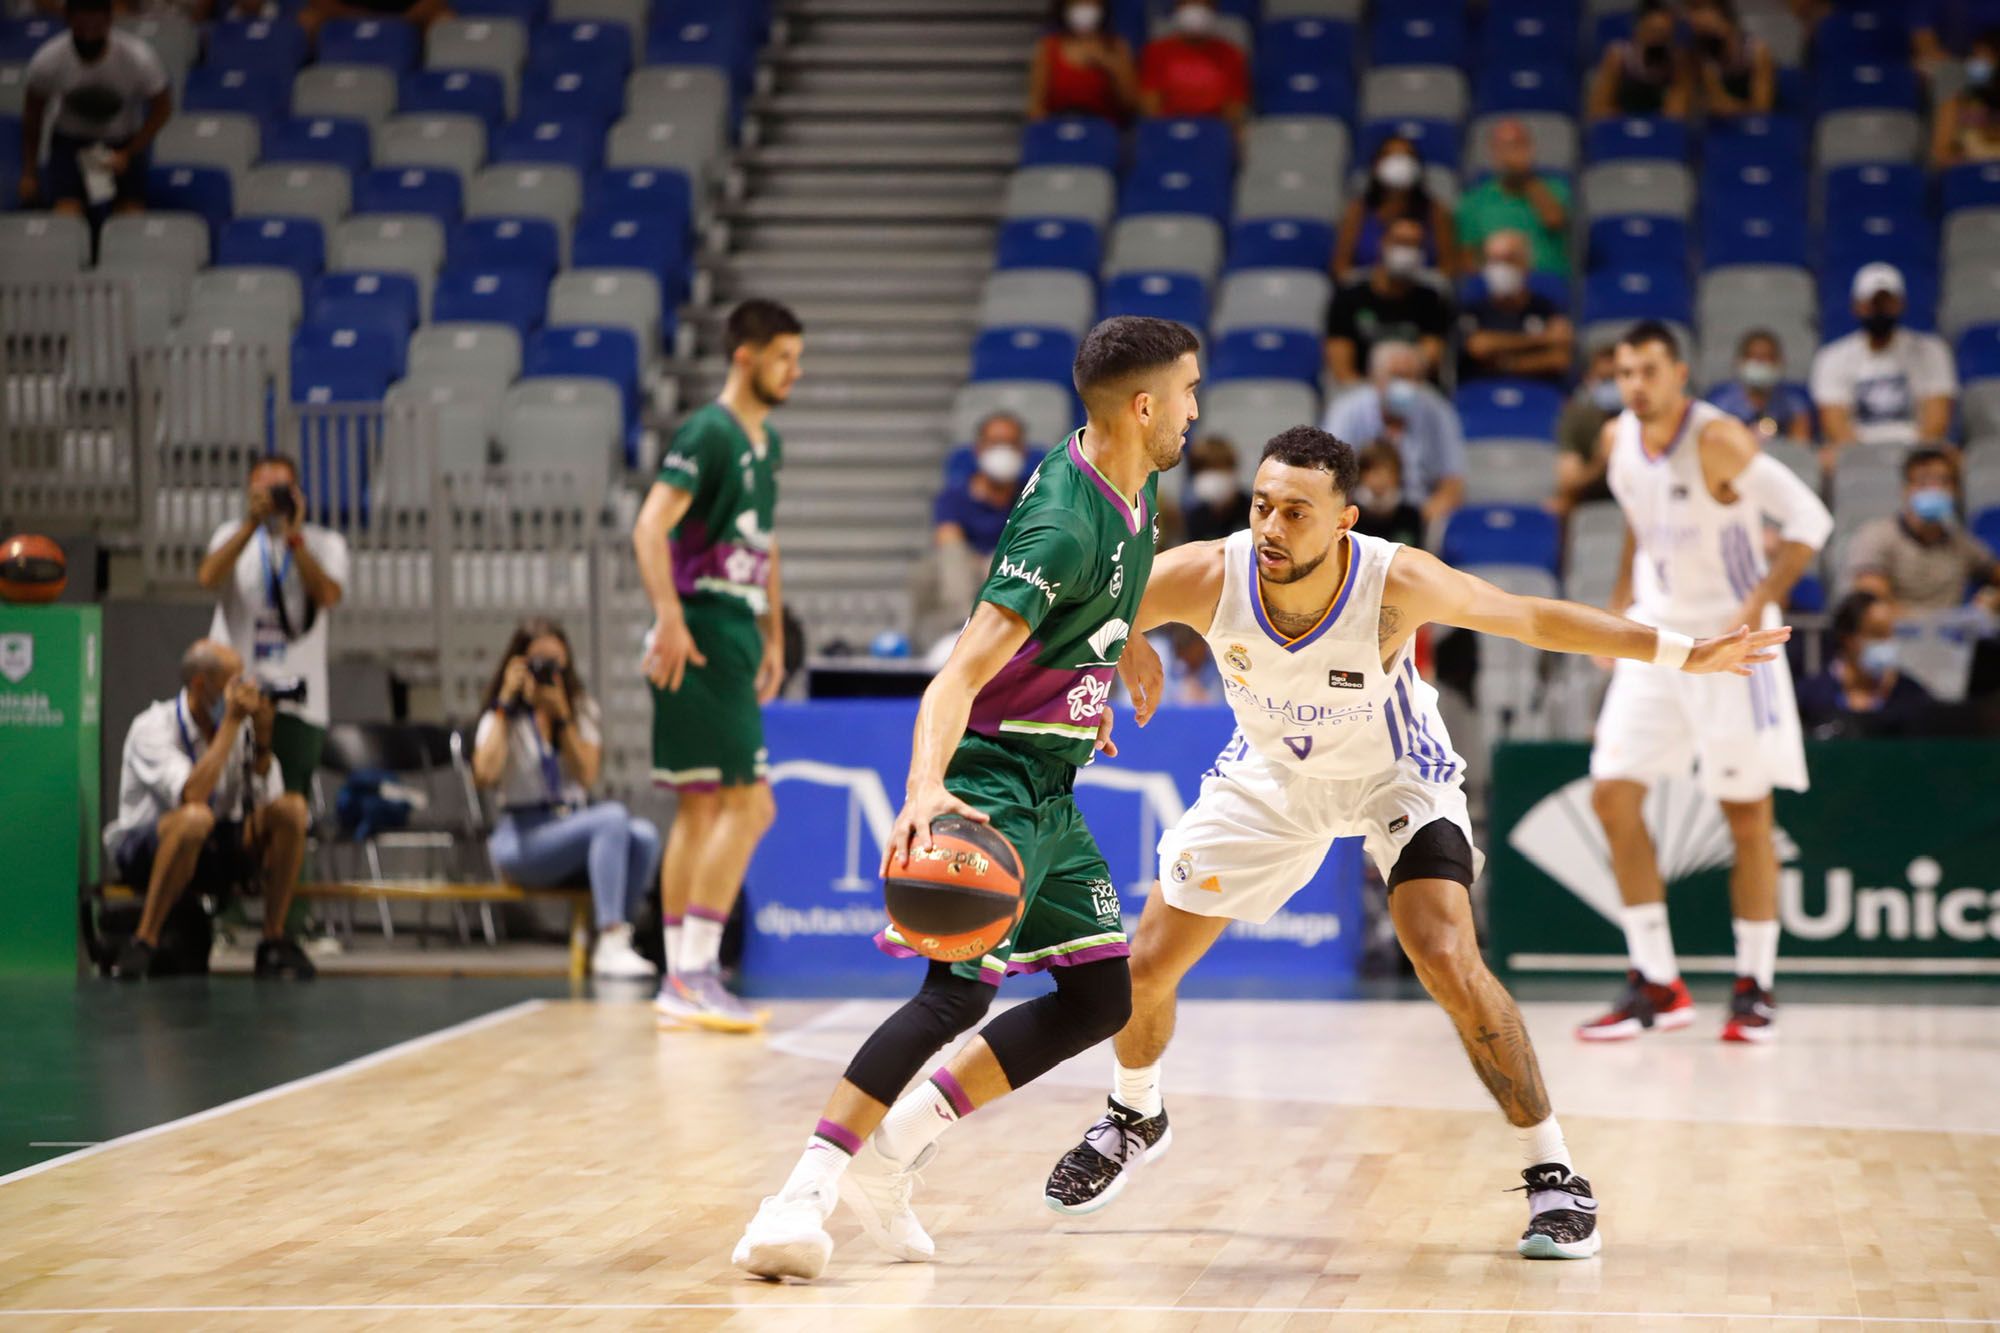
(1651, 630, 1694, 670)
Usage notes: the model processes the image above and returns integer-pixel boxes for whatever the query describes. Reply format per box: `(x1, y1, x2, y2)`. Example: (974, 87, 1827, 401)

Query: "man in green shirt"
(1457, 117, 1572, 277)
(635, 298, 802, 1032)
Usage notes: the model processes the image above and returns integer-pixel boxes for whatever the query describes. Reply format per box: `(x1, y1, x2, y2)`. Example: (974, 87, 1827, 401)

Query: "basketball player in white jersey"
(1578, 321, 1831, 1046)
(1040, 426, 1789, 1260)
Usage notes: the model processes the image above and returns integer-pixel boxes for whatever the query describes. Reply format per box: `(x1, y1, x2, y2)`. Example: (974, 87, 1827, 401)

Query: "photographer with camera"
(198, 454, 349, 798)
(472, 620, 662, 980)
(103, 640, 314, 980)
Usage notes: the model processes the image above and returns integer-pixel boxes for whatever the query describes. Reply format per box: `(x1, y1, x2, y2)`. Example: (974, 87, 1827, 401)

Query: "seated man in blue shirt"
(1710, 329, 1814, 443)
(1322, 339, 1469, 529)
(913, 411, 1033, 648)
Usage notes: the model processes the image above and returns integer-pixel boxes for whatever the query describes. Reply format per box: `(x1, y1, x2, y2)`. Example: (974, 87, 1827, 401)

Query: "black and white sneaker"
(1515, 1163, 1601, 1259)
(1044, 1097, 1172, 1215)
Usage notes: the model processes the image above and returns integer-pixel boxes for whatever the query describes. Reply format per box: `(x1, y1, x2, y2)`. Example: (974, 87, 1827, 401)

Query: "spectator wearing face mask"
(1324, 216, 1452, 385)
(1553, 342, 1621, 516)
(1710, 330, 1814, 442)
(1138, 0, 1248, 125)
(1457, 229, 1574, 384)
(1796, 591, 1938, 737)
(1809, 264, 1958, 463)
(1334, 134, 1455, 283)
(1028, 0, 1140, 123)
(913, 412, 1038, 645)
(1455, 118, 1572, 278)
(1930, 29, 2000, 167)
(1177, 436, 1250, 544)
(17, 0, 172, 216)
(1350, 442, 1427, 548)
(1588, 0, 1692, 121)
(1843, 447, 2000, 616)
(1687, 0, 1775, 118)
(1323, 340, 1467, 527)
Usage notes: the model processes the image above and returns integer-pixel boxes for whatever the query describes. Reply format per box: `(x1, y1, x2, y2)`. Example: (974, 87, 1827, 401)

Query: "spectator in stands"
(1456, 229, 1574, 385)
(913, 412, 1032, 648)
(1178, 436, 1250, 543)
(297, 0, 450, 41)
(1588, 0, 1692, 121)
(472, 618, 660, 980)
(1029, 1, 1140, 122)
(1334, 134, 1455, 283)
(198, 455, 348, 800)
(1138, 0, 1248, 125)
(1687, 0, 1775, 118)
(1810, 264, 1959, 461)
(1325, 217, 1451, 385)
(1797, 591, 1939, 737)
(1456, 119, 1571, 278)
(1323, 340, 1467, 526)
(1552, 341, 1621, 515)
(1928, 29, 2000, 167)
(1711, 329, 1815, 442)
(103, 639, 313, 981)
(1351, 441, 1426, 548)
(17, 0, 171, 217)
(1843, 446, 2000, 614)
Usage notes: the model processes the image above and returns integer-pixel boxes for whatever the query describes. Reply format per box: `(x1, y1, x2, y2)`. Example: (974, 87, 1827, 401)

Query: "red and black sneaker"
(1720, 976, 1777, 1044)
(1575, 969, 1695, 1042)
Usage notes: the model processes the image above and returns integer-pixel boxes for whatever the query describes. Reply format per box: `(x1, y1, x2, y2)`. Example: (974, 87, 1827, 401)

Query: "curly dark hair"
(1261, 426, 1360, 499)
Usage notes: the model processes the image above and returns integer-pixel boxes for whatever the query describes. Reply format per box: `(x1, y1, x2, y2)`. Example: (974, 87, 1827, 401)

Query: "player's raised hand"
(1117, 633, 1163, 726)
(641, 613, 707, 691)
(882, 782, 990, 873)
(1683, 624, 1792, 677)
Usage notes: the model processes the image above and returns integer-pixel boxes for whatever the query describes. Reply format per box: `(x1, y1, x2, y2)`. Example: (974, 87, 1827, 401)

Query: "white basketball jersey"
(1607, 397, 1771, 637)
(1203, 528, 1463, 782)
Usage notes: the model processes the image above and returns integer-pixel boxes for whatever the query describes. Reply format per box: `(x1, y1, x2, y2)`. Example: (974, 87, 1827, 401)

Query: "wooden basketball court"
(2, 995, 1996, 1330)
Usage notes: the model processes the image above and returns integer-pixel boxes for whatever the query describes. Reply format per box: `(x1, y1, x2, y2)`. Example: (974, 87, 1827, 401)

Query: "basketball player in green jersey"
(635, 299, 802, 1032)
(731, 317, 1202, 1282)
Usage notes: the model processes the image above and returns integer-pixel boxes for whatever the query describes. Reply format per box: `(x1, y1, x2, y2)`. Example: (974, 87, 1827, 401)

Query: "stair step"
(780, 0, 1044, 15)
(782, 436, 949, 468)
(782, 464, 941, 495)
(775, 44, 1033, 72)
(781, 554, 924, 592)
(753, 90, 1023, 120)
(747, 168, 1009, 199)
(776, 65, 1027, 96)
(783, 18, 1043, 48)
(774, 380, 959, 411)
(764, 119, 1021, 149)
(783, 526, 931, 556)
(779, 493, 933, 525)
(745, 141, 1019, 171)
(731, 194, 1003, 224)
(735, 221, 998, 252)
(716, 259, 987, 302)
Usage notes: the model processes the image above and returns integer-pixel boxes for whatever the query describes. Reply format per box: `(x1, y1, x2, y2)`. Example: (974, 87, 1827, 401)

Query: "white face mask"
(1065, 3, 1102, 34)
(1383, 244, 1423, 277)
(1175, 3, 1213, 34)
(977, 444, 1025, 485)
(1483, 261, 1524, 298)
(1189, 469, 1237, 506)
(1375, 152, 1420, 190)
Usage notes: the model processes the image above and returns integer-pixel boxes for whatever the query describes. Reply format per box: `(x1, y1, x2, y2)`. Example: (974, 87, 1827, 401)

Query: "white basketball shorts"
(1588, 651, 1809, 802)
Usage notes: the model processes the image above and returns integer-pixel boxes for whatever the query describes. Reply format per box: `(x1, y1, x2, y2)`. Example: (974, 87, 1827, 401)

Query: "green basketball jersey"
(655, 402, 782, 617)
(966, 429, 1160, 768)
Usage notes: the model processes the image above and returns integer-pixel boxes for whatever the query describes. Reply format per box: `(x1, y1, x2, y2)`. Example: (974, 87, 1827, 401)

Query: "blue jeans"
(489, 803, 662, 930)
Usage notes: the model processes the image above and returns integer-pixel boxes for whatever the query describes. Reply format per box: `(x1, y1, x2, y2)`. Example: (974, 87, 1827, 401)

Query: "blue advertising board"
(739, 701, 1364, 998)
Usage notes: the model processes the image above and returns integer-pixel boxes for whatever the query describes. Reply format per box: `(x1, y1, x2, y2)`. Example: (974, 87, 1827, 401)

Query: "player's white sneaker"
(590, 924, 657, 979)
(732, 1181, 836, 1281)
(678, 969, 767, 1033)
(1516, 1163, 1601, 1260)
(839, 1138, 937, 1262)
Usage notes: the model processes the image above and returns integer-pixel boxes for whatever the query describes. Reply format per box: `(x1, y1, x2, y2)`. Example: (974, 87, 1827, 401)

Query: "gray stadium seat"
(190, 266, 303, 328)
(331, 215, 446, 310)
(1104, 215, 1224, 284)
(153, 112, 260, 182)
(952, 382, 1076, 448)
(427, 18, 528, 90)
(1002, 165, 1116, 229)
(1244, 116, 1351, 184)
(410, 322, 522, 387)
(99, 212, 210, 280)
(1945, 208, 2000, 269)
(604, 116, 721, 178)
(385, 377, 501, 498)
(1464, 112, 1580, 175)
(0, 63, 25, 118)
(549, 0, 645, 39)
(237, 165, 352, 236)
(626, 65, 730, 139)
(1464, 442, 1556, 503)
(1234, 169, 1343, 224)
(467, 165, 581, 230)
(1581, 162, 1693, 221)
(1831, 451, 1905, 522)
(977, 269, 1095, 339)
(1697, 265, 1816, 320)
(549, 269, 661, 355)
(119, 13, 199, 82)
(0, 214, 90, 280)
(293, 64, 398, 125)
(1814, 109, 1922, 169)
(1212, 269, 1333, 336)
(1963, 451, 2000, 514)
(1201, 382, 1321, 483)
(1566, 500, 1625, 606)
(1264, 0, 1365, 17)
(1361, 66, 1469, 123)
(1741, 6, 1805, 65)
(167, 305, 294, 368)
(1940, 265, 2000, 339)
(500, 378, 620, 490)
(1961, 381, 2000, 440)
(375, 114, 486, 183)
(1761, 437, 1822, 491)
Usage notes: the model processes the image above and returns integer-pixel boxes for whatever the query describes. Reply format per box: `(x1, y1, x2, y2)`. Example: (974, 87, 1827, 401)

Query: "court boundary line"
(0, 1302, 1991, 1325)
(1510, 952, 2000, 976)
(0, 998, 546, 1189)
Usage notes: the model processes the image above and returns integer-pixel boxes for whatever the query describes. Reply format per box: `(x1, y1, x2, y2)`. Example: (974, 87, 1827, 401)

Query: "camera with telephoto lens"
(268, 484, 296, 520)
(257, 677, 308, 705)
(527, 656, 562, 686)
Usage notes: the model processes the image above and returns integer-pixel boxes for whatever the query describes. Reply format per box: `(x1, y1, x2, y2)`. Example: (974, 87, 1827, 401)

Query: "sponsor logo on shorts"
(996, 555, 1060, 605)
(1388, 815, 1409, 834)
(1171, 850, 1194, 883)
(1087, 876, 1121, 922)
(1224, 643, 1252, 672)
(1327, 669, 1364, 690)
(1197, 875, 1221, 892)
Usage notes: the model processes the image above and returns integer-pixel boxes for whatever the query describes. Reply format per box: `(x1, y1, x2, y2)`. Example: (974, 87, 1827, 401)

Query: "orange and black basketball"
(0, 534, 66, 604)
(884, 815, 1024, 964)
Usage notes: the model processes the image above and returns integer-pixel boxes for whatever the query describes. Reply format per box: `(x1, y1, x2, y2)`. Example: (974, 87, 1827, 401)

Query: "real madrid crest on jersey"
(1224, 643, 1251, 673)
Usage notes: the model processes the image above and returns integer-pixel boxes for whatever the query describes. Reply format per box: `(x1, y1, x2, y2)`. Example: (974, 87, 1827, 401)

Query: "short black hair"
(1735, 327, 1780, 356)
(1261, 426, 1360, 500)
(1618, 319, 1682, 362)
(725, 299, 803, 356)
(1903, 445, 1957, 482)
(1072, 316, 1200, 404)
(67, 0, 113, 14)
(1831, 590, 1879, 651)
(249, 453, 297, 480)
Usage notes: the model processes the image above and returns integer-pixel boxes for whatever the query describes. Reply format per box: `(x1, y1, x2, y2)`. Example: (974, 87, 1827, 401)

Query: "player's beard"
(1258, 535, 1332, 585)
(1145, 414, 1190, 473)
(747, 362, 790, 407)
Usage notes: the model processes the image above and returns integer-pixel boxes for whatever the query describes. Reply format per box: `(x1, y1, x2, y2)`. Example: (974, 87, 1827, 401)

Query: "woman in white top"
(472, 619, 660, 979)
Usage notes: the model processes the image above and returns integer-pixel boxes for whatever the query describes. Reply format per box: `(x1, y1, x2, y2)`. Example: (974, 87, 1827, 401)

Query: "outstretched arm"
(1131, 539, 1228, 635)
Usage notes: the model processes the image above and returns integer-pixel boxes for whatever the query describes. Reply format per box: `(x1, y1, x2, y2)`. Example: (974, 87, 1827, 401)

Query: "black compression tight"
(841, 961, 996, 1106)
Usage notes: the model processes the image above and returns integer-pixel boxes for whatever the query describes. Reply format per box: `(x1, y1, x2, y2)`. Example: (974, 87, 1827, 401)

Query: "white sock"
(1732, 917, 1780, 991)
(1620, 902, 1679, 985)
(1113, 1059, 1163, 1118)
(663, 918, 683, 980)
(1518, 1115, 1572, 1172)
(779, 1125, 855, 1203)
(680, 912, 724, 975)
(873, 1070, 970, 1167)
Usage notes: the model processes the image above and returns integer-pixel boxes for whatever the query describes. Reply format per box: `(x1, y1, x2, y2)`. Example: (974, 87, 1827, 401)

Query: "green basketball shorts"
(650, 601, 769, 791)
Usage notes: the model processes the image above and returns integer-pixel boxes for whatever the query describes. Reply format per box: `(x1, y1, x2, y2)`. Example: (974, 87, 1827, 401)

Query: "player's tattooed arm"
(1378, 604, 1404, 645)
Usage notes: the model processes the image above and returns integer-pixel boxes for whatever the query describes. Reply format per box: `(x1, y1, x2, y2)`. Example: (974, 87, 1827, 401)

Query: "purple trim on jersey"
(1641, 400, 1696, 465)
(966, 638, 1115, 737)
(1248, 532, 1358, 654)
(1394, 675, 1433, 779)
(671, 522, 771, 597)
(1066, 433, 1147, 535)
(1384, 684, 1406, 761)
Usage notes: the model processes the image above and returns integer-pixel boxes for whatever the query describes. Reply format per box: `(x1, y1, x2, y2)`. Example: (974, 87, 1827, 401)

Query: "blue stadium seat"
(449, 217, 560, 276)
(1590, 12, 1633, 55)
(398, 69, 507, 126)
(1119, 160, 1231, 221)
(1226, 218, 1335, 272)
(318, 18, 421, 71)
(1699, 163, 1809, 238)
(491, 116, 602, 173)
(994, 218, 1102, 273)
(1943, 161, 2000, 216)
(1588, 215, 1689, 270)
(1821, 163, 1927, 224)
(146, 166, 233, 232)
(1358, 117, 1460, 168)
(1100, 272, 1209, 330)
(432, 266, 549, 336)
(1369, 4, 1467, 69)
(1475, 62, 1576, 116)
(181, 66, 291, 125)
(519, 67, 625, 127)
(968, 326, 1078, 385)
(1210, 328, 1320, 384)
(1455, 379, 1565, 442)
(291, 326, 401, 405)
(217, 216, 326, 286)
(1789, 572, 1826, 613)
(526, 20, 633, 81)
(452, 0, 545, 22)
(646, 17, 753, 101)
(309, 270, 421, 339)
(1824, 213, 1937, 276)
(1255, 68, 1356, 122)
(206, 18, 307, 73)
(1441, 504, 1560, 573)
(1814, 62, 1921, 113)
(1703, 211, 1810, 268)
(1975, 506, 2000, 555)
(353, 167, 464, 226)
(1134, 117, 1234, 181)
(1256, 17, 1356, 82)
(1481, 3, 1578, 66)
(524, 323, 642, 440)
(584, 167, 693, 226)
(1585, 116, 1690, 164)
(1582, 267, 1692, 325)
(1704, 114, 1809, 172)
(0, 16, 60, 63)
(1957, 323, 2000, 381)
(572, 211, 689, 302)
(1813, 8, 1909, 63)
(263, 117, 373, 175)
(1819, 264, 1939, 338)
(1019, 117, 1121, 172)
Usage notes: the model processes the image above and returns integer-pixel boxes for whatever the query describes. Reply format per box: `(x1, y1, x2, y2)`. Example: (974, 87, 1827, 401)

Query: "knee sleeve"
(979, 956, 1132, 1090)
(841, 962, 995, 1106)
(1388, 818, 1476, 891)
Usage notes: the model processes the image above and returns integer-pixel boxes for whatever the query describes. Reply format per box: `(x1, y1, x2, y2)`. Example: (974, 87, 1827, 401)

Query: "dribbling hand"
(1684, 624, 1792, 677)
(882, 782, 989, 874)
